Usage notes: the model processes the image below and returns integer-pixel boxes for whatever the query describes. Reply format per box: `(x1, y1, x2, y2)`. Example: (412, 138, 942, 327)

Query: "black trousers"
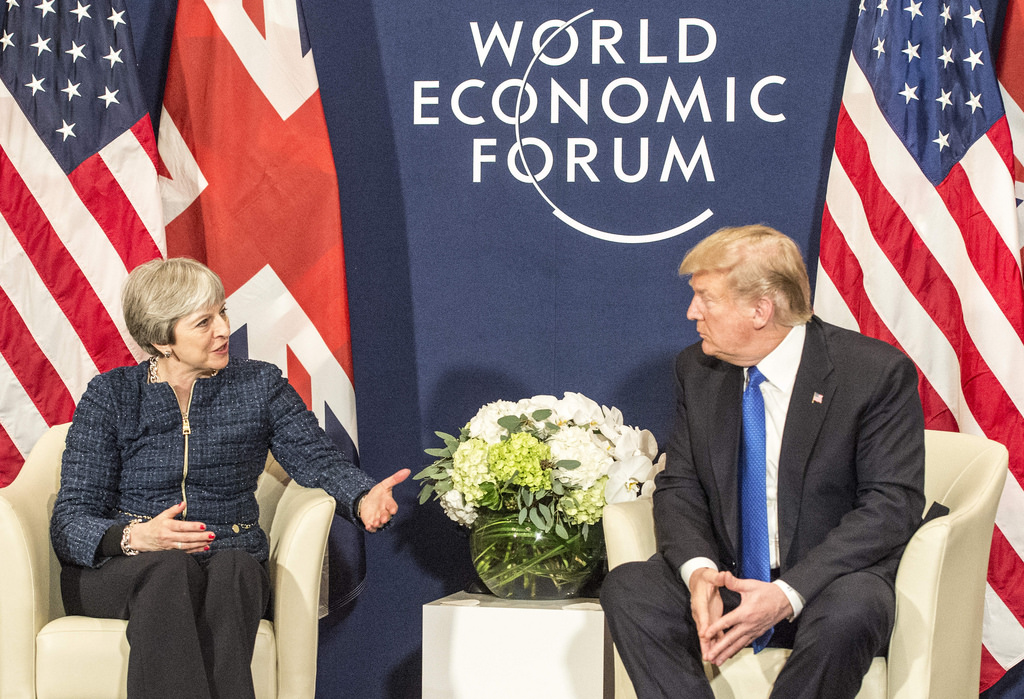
(61, 549, 271, 699)
(601, 553, 894, 699)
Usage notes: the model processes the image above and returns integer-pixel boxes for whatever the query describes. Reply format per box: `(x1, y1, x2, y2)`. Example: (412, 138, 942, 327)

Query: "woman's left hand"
(359, 469, 411, 532)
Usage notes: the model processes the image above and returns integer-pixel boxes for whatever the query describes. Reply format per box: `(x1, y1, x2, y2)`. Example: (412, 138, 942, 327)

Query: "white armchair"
(603, 429, 1008, 699)
(0, 423, 337, 699)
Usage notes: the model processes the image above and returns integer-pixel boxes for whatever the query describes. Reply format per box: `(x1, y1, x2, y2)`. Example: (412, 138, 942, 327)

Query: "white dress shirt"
(681, 323, 808, 619)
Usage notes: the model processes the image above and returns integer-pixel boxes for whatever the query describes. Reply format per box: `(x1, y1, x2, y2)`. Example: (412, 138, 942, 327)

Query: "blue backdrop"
(127, 1, 1017, 697)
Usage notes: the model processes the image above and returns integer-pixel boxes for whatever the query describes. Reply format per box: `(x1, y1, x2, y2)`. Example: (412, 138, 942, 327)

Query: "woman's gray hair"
(122, 258, 226, 356)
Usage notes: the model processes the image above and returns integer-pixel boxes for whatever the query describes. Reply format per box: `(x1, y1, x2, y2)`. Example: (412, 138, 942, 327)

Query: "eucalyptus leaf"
(531, 409, 552, 421)
(529, 507, 549, 531)
(523, 490, 534, 507)
(554, 520, 569, 539)
(551, 479, 564, 495)
(413, 465, 438, 480)
(497, 415, 522, 432)
(556, 459, 581, 471)
(435, 480, 453, 494)
(424, 447, 451, 458)
(417, 484, 434, 504)
(519, 508, 529, 524)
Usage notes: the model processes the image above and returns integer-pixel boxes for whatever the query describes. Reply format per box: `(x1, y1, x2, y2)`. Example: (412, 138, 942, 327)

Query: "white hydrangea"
(549, 425, 614, 490)
(467, 400, 519, 443)
(440, 489, 478, 526)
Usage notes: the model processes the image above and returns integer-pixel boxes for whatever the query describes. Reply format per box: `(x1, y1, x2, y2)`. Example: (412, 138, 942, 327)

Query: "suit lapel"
(778, 318, 835, 567)
(708, 362, 743, 563)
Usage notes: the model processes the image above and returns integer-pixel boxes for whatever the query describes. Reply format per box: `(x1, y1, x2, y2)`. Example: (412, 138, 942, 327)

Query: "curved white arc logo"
(513, 8, 713, 245)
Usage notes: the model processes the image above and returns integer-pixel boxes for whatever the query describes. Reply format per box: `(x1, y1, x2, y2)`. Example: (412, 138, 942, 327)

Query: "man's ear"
(751, 297, 775, 330)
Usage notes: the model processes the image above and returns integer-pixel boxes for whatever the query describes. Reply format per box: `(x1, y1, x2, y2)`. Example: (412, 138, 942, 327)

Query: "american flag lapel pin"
(812, 392, 824, 404)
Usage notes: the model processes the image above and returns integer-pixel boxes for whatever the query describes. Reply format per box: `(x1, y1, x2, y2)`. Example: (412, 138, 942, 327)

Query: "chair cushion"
(35, 616, 277, 699)
(707, 648, 886, 699)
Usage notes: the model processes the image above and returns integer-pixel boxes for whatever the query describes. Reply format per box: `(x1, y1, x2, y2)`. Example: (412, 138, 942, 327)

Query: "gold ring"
(176, 542, 182, 550)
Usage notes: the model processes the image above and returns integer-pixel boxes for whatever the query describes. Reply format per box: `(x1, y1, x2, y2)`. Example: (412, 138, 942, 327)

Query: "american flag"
(157, 0, 365, 615)
(815, 0, 1024, 689)
(0, 0, 162, 486)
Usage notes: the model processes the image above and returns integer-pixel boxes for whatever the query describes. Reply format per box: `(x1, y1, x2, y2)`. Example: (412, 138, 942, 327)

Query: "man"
(601, 225, 925, 699)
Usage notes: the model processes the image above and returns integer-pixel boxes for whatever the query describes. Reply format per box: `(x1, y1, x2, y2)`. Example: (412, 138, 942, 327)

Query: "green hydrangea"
(558, 476, 608, 525)
(451, 438, 491, 504)
(488, 432, 550, 491)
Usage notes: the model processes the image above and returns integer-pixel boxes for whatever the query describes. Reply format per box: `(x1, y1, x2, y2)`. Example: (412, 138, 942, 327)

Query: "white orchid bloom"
(605, 454, 657, 504)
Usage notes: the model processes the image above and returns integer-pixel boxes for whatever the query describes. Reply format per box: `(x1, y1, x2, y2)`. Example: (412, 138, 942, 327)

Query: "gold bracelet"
(120, 519, 142, 556)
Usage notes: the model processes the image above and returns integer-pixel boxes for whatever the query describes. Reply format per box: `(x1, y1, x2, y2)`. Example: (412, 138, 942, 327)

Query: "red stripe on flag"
(0, 146, 135, 373)
(131, 114, 160, 169)
(833, 107, 1024, 450)
(980, 644, 1006, 692)
(286, 346, 313, 411)
(0, 423, 23, 487)
(0, 288, 77, 426)
(935, 169, 1024, 343)
(819, 207, 960, 432)
(989, 526, 1024, 625)
(68, 150, 162, 272)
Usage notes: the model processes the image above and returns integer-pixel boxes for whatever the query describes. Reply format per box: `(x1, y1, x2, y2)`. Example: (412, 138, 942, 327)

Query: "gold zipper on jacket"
(180, 383, 196, 518)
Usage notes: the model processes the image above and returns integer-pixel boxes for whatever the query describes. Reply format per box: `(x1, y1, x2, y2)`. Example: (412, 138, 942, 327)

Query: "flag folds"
(815, 1, 1024, 689)
(0, 0, 163, 486)
(158, 0, 364, 612)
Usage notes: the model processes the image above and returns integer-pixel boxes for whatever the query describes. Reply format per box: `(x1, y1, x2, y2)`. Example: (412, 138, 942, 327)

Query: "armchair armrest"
(603, 498, 657, 570)
(266, 480, 336, 699)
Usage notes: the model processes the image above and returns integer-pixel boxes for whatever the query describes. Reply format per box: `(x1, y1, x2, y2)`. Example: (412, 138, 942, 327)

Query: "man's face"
(687, 270, 759, 366)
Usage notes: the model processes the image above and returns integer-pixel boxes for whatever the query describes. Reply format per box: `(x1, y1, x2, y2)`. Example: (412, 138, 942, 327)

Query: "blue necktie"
(740, 366, 773, 652)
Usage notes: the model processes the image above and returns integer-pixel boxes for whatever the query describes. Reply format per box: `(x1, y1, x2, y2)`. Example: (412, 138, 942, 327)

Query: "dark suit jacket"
(653, 316, 925, 604)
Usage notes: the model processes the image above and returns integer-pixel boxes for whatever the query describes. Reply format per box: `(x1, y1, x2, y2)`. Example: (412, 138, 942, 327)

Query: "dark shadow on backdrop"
(301, 1, 421, 697)
(805, 2, 859, 288)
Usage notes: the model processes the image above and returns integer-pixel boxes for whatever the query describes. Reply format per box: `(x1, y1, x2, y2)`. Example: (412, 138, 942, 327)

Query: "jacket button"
(232, 524, 240, 533)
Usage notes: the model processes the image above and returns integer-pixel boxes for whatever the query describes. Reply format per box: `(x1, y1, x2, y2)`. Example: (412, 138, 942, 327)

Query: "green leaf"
(582, 522, 590, 540)
(551, 479, 564, 495)
(529, 507, 548, 531)
(434, 480, 453, 494)
(497, 415, 522, 433)
(554, 520, 569, 539)
(523, 490, 534, 507)
(518, 508, 529, 524)
(544, 422, 560, 433)
(413, 465, 438, 480)
(555, 459, 581, 471)
(434, 430, 458, 442)
(424, 447, 451, 458)
(417, 484, 434, 504)
(531, 409, 552, 421)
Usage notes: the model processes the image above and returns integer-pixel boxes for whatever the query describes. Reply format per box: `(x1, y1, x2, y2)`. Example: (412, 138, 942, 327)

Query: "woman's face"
(166, 302, 230, 374)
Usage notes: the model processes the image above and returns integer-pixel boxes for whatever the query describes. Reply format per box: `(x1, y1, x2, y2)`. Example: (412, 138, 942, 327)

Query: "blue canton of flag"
(0, 0, 146, 174)
(851, 0, 1005, 185)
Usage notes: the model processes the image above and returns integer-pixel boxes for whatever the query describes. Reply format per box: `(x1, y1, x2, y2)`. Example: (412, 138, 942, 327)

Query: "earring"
(163, 351, 171, 358)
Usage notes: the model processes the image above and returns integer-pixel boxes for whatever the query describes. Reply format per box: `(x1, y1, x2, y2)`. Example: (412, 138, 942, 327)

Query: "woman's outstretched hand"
(359, 469, 411, 532)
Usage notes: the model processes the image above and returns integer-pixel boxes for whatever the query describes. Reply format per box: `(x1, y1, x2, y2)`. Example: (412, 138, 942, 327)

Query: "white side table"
(422, 591, 611, 699)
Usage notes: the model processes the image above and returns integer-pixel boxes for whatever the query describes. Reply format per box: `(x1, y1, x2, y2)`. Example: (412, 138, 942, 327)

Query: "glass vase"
(469, 509, 604, 600)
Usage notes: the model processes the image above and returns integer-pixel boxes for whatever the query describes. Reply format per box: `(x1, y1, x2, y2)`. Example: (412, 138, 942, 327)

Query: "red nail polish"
(204, 546, 210, 551)
(208, 533, 215, 540)
(199, 524, 206, 531)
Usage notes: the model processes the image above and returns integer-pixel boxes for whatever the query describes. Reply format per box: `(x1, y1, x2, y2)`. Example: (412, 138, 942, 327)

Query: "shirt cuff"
(773, 578, 805, 620)
(680, 557, 719, 590)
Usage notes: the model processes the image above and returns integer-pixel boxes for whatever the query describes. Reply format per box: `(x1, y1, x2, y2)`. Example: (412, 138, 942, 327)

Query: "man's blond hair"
(678, 225, 812, 326)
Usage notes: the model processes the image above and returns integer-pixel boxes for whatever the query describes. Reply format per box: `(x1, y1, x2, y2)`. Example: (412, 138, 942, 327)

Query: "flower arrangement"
(416, 392, 659, 536)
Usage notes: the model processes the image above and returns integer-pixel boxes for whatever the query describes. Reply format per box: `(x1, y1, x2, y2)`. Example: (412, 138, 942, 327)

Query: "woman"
(50, 257, 409, 699)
